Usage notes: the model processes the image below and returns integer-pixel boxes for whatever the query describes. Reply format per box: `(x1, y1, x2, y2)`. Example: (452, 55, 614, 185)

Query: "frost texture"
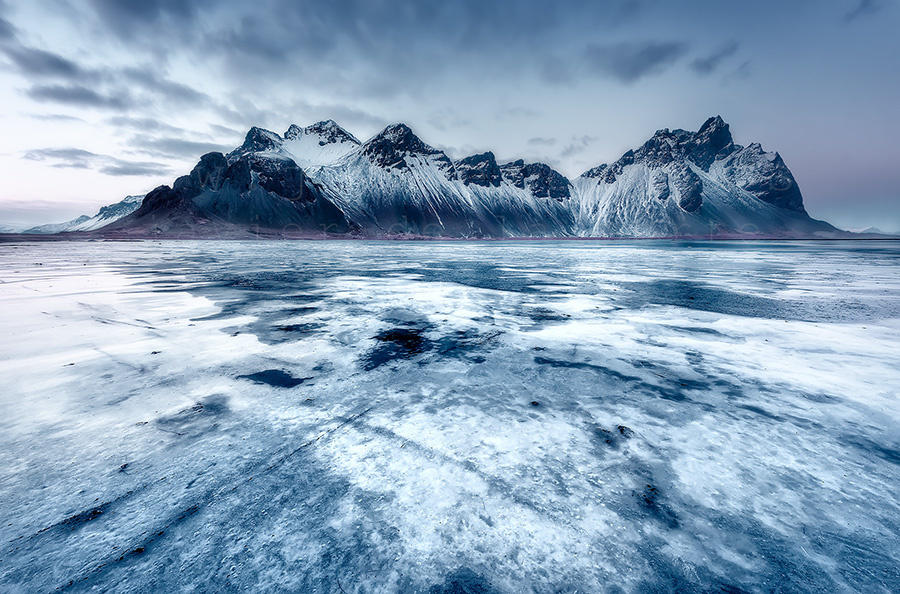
(1, 240, 899, 592)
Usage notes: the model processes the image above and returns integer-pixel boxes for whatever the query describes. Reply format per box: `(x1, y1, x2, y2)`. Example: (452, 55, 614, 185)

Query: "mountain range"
(22, 195, 144, 234)
(20, 117, 844, 238)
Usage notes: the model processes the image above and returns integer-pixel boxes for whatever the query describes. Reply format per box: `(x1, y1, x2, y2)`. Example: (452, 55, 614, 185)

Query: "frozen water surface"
(0, 240, 898, 592)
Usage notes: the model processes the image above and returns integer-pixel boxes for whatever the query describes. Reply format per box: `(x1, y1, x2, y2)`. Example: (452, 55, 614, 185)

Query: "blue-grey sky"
(0, 0, 898, 230)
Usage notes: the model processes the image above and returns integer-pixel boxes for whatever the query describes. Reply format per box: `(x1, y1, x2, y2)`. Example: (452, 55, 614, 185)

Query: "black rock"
(455, 152, 502, 187)
(235, 126, 283, 155)
(222, 158, 252, 193)
(499, 160, 571, 199)
(362, 123, 454, 173)
(720, 143, 805, 212)
(244, 155, 310, 201)
(188, 152, 228, 190)
(689, 115, 736, 170)
(671, 163, 703, 212)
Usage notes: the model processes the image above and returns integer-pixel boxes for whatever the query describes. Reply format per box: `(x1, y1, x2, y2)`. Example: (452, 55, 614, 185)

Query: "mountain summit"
(56, 116, 836, 238)
(573, 115, 826, 236)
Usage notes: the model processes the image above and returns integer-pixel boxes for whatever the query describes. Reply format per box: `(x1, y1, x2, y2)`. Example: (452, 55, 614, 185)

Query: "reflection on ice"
(0, 240, 898, 592)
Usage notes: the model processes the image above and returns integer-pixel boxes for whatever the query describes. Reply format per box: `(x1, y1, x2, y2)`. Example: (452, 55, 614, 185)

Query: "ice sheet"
(0, 239, 898, 592)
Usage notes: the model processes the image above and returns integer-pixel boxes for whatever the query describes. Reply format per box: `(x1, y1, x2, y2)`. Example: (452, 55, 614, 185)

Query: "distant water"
(1, 240, 898, 592)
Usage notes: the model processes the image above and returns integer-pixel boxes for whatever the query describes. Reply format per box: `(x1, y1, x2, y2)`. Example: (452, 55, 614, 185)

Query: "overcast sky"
(0, 0, 898, 230)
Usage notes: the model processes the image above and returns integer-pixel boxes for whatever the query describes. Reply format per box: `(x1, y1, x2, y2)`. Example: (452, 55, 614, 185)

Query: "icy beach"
(1, 240, 898, 592)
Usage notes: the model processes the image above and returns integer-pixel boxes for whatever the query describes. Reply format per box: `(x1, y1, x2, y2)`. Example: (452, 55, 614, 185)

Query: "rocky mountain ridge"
(17, 116, 839, 238)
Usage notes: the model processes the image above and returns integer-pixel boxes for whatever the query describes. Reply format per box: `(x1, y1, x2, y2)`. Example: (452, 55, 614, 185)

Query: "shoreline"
(1, 232, 898, 243)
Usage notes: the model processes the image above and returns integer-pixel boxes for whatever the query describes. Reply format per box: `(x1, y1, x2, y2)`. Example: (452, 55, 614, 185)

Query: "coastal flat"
(1, 240, 898, 591)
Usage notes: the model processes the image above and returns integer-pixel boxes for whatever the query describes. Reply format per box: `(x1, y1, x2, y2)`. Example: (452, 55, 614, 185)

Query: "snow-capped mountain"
(22, 195, 144, 234)
(572, 116, 835, 236)
(106, 135, 352, 235)
(282, 120, 361, 170)
(311, 124, 574, 237)
(70, 116, 839, 238)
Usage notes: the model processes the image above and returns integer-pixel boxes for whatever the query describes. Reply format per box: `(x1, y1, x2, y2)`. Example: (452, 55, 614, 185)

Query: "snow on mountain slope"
(282, 120, 361, 170)
(572, 116, 836, 237)
(70, 195, 145, 231)
(23, 216, 92, 235)
(22, 195, 144, 234)
(310, 124, 574, 237)
(63, 115, 841, 238)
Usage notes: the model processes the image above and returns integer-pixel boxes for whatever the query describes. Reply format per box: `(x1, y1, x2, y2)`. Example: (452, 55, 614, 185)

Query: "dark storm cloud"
(120, 67, 212, 106)
(27, 84, 136, 109)
(0, 28, 211, 112)
(68, 0, 652, 99)
(0, 16, 14, 40)
(97, 161, 171, 176)
(106, 116, 182, 134)
(23, 146, 170, 176)
(88, 0, 207, 33)
(844, 0, 882, 22)
(583, 41, 689, 83)
(691, 41, 739, 75)
(2, 46, 87, 77)
(208, 123, 243, 138)
(0, 0, 16, 40)
(560, 135, 598, 157)
(29, 113, 86, 123)
(129, 134, 230, 159)
(24, 147, 99, 168)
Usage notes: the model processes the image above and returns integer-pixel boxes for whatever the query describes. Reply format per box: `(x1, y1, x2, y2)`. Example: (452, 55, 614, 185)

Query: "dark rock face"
(499, 160, 571, 199)
(720, 144, 805, 212)
(583, 163, 608, 179)
(283, 124, 302, 140)
(112, 115, 828, 238)
(584, 149, 637, 184)
(127, 144, 352, 233)
(180, 152, 228, 191)
(579, 115, 809, 217)
(361, 123, 454, 173)
(671, 163, 703, 212)
(134, 184, 187, 217)
(233, 127, 282, 155)
(455, 152, 502, 187)
(244, 155, 311, 201)
(689, 115, 736, 170)
(223, 158, 252, 193)
(649, 169, 670, 201)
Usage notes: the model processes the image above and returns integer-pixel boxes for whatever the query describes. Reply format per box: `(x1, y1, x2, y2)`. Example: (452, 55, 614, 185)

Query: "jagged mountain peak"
(92, 113, 833, 238)
(455, 152, 501, 187)
(690, 115, 734, 168)
(697, 115, 729, 137)
(499, 159, 571, 200)
(244, 126, 283, 148)
(284, 120, 360, 145)
(284, 124, 302, 139)
(229, 126, 285, 160)
(370, 123, 421, 146)
(361, 123, 452, 171)
(582, 115, 738, 182)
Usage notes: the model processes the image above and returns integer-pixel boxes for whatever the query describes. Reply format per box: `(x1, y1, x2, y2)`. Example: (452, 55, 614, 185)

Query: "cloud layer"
(0, 0, 897, 230)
